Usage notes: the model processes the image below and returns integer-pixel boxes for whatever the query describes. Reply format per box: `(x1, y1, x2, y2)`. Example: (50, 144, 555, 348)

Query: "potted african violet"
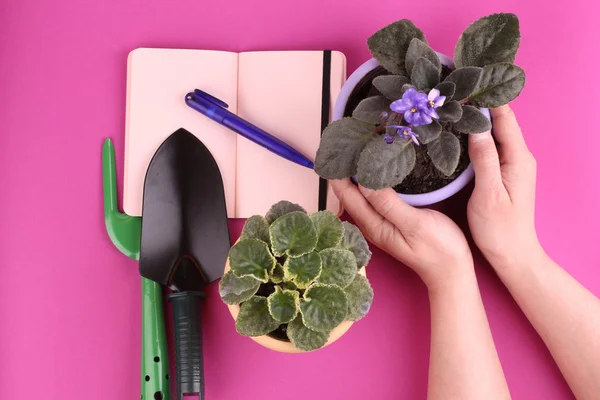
(219, 201, 374, 353)
(315, 13, 525, 206)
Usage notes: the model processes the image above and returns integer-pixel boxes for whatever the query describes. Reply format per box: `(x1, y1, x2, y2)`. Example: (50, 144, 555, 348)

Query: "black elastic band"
(318, 50, 332, 211)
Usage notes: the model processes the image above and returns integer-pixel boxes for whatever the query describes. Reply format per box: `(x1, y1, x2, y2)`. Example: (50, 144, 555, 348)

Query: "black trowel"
(140, 128, 231, 400)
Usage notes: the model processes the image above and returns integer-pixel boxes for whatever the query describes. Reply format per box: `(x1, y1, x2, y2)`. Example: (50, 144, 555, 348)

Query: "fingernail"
(358, 185, 373, 197)
(470, 131, 492, 142)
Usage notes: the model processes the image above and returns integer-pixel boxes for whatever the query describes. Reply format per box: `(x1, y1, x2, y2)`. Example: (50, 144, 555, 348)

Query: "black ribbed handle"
(168, 291, 204, 400)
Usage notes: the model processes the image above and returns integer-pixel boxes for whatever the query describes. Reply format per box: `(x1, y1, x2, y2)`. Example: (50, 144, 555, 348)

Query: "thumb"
(468, 131, 502, 190)
(358, 186, 418, 229)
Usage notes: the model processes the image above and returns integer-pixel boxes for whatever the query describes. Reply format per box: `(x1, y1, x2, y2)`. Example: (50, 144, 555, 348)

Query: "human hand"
(467, 105, 543, 270)
(331, 180, 473, 290)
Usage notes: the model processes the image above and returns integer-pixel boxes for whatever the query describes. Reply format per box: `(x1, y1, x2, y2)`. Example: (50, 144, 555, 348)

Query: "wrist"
(423, 261, 477, 296)
(489, 241, 548, 276)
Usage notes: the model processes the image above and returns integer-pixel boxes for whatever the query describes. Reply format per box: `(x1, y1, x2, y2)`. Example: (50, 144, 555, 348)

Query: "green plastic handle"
(102, 138, 170, 400)
(102, 138, 142, 260)
(142, 278, 170, 400)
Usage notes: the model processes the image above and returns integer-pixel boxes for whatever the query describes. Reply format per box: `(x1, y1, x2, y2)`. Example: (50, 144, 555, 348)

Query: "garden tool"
(139, 128, 231, 400)
(102, 139, 170, 400)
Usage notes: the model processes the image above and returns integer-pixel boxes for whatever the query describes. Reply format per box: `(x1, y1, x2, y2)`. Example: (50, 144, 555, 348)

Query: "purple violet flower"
(387, 125, 420, 146)
(390, 88, 432, 126)
(390, 88, 447, 126)
(423, 88, 446, 120)
(383, 133, 395, 144)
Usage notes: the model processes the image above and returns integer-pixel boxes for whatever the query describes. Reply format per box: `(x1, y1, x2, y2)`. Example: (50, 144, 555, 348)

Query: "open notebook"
(123, 48, 346, 218)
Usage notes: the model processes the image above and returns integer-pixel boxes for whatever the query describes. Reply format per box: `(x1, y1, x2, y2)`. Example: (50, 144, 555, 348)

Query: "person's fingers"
(490, 105, 530, 165)
(332, 180, 413, 259)
(330, 179, 386, 233)
(468, 130, 503, 190)
(357, 186, 420, 230)
(489, 105, 537, 201)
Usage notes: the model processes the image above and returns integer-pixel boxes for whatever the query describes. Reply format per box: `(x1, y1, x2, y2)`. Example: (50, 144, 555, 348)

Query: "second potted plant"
(315, 13, 525, 206)
(219, 201, 374, 353)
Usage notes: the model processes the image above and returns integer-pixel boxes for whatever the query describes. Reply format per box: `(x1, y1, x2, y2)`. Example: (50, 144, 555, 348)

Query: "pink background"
(1, 0, 598, 399)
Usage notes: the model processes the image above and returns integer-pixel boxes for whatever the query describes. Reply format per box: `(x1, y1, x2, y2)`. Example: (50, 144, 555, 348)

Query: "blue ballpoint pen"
(185, 89, 315, 169)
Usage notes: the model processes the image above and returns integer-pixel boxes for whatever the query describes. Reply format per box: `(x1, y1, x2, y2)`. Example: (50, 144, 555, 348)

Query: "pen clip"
(189, 89, 229, 109)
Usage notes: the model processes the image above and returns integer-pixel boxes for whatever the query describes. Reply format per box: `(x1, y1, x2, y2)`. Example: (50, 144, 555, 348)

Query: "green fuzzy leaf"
(412, 120, 442, 144)
(427, 131, 461, 176)
(406, 38, 441, 75)
(443, 67, 483, 101)
(437, 101, 463, 123)
(267, 287, 300, 323)
(470, 63, 525, 108)
(284, 251, 322, 289)
(372, 75, 411, 101)
(269, 211, 318, 257)
(240, 215, 270, 243)
(271, 263, 285, 283)
(300, 284, 349, 332)
(265, 200, 306, 224)
(318, 248, 358, 288)
(345, 274, 374, 321)
(235, 296, 280, 337)
(352, 96, 391, 124)
(287, 315, 330, 352)
(455, 13, 521, 68)
(310, 211, 345, 251)
(453, 105, 491, 134)
(229, 239, 276, 283)
(339, 221, 372, 267)
(283, 281, 298, 291)
(367, 19, 426, 76)
(315, 118, 376, 180)
(411, 57, 440, 91)
(434, 81, 456, 101)
(357, 137, 416, 190)
(219, 270, 261, 305)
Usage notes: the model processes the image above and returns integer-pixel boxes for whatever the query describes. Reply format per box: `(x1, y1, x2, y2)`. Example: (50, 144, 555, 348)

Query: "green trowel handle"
(102, 138, 141, 260)
(142, 279, 170, 400)
(101, 139, 170, 399)
(168, 292, 205, 400)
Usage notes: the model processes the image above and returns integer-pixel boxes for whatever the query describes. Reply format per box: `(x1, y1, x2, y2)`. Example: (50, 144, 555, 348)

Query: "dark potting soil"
(267, 324, 289, 341)
(344, 65, 470, 194)
(395, 129, 469, 194)
(255, 281, 277, 298)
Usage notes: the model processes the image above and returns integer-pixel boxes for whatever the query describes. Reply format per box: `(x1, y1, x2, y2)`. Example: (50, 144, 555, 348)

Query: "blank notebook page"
(236, 51, 345, 218)
(124, 48, 239, 217)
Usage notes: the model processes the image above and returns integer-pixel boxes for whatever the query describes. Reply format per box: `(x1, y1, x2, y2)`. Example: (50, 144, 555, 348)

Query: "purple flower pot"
(333, 54, 490, 207)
